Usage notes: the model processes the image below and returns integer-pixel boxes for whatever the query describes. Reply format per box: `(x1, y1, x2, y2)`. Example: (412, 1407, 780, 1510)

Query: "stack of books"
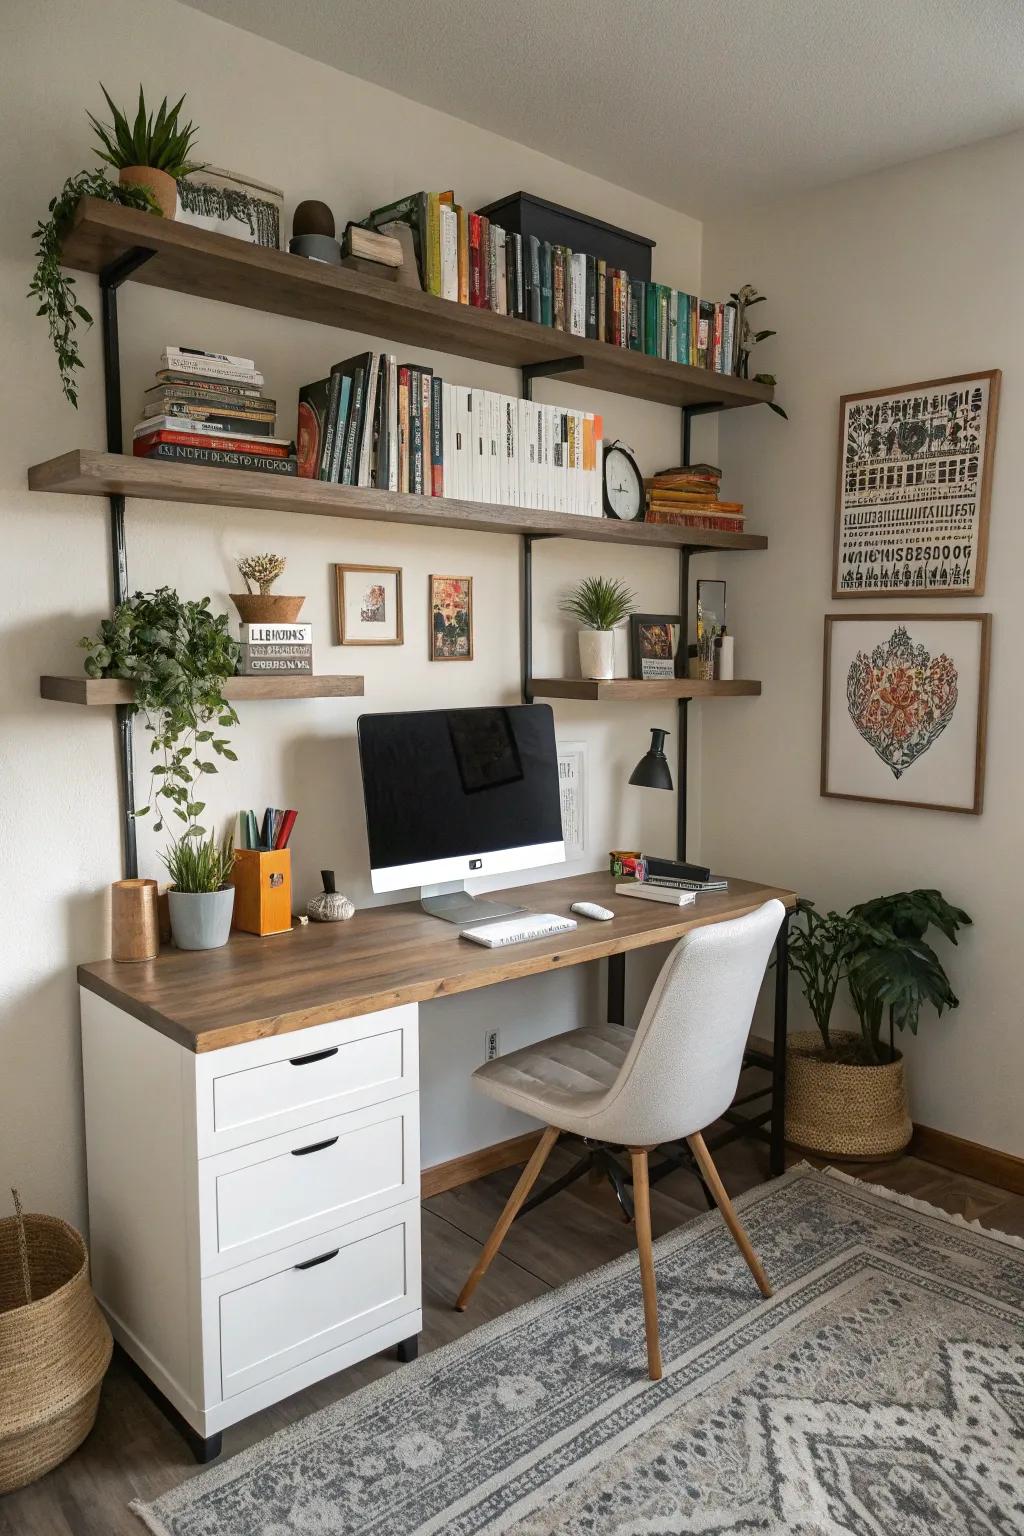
(132, 347, 296, 475)
(237, 621, 312, 677)
(299, 352, 603, 515)
(644, 463, 745, 532)
(360, 192, 737, 373)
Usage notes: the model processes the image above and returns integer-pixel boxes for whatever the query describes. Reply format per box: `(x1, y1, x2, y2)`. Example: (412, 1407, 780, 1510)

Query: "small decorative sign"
(629, 614, 682, 680)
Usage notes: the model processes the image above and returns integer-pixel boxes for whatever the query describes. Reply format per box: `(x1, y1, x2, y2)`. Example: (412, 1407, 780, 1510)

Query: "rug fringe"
(817, 1162, 1024, 1250)
(129, 1498, 171, 1535)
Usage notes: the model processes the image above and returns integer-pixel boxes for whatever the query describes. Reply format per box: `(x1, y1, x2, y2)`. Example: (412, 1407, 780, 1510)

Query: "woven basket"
(785, 1030, 913, 1160)
(0, 1191, 112, 1493)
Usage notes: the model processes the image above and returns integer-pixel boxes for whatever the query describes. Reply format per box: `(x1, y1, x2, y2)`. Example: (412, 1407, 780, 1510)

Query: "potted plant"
(88, 85, 201, 218)
(560, 576, 636, 680)
(230, 553, 305, 625)
(80, 588, 241, 952)
(785, 890, 971, 1158)
(161, 832, 237, 951)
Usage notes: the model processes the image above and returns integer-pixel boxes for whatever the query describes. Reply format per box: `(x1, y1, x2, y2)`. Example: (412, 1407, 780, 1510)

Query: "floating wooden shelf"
(59, 199, 774, 413)
(40, 674, 364, 706)
(529, 677, 762, 701)
(29, 452, 767, 553)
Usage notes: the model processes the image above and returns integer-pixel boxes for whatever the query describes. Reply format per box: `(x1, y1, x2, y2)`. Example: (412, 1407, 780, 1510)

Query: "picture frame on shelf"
(334, 564, 403, 645)
(429, 574, 473, 661)
(821, 612, 991, 815)
(629, 614, 683, 680)
(833, 370, 1000, 598)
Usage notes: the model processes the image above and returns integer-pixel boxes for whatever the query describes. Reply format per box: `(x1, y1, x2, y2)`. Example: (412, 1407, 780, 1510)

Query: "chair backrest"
(588, 899, 785, 1147)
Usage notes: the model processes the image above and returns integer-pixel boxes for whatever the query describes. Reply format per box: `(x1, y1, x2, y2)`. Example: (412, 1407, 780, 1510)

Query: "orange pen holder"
(231, 848, 293, 936)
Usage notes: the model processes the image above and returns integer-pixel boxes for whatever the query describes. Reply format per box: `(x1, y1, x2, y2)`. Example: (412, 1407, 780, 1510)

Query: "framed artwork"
(334, 564, 403, 644)
(833, 370, 1000, 598)
(557, 740, 587, 857)
(821, 613, 991, 815)
(429, 574, 473, 661)
(629, 614, 683, 680)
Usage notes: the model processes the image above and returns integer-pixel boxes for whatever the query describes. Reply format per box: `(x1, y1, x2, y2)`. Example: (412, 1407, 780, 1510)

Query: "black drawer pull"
(290, 1136, 339, 1157)
(293, 1248, 339, 1271)
(289, 1047, 339, 1067)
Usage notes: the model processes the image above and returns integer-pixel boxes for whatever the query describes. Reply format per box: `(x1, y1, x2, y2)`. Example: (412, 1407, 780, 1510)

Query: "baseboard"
(911, 1123, 1024, 1195)
(421, 1130, 543, 1199)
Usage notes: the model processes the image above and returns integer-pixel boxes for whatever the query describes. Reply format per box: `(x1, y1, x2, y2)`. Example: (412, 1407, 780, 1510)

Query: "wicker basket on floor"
(0, 1190, 112, 1493)
(785, 1030, 913, 1160)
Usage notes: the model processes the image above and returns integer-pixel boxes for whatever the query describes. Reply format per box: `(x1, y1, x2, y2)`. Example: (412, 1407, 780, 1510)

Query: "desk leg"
(396, 1334, 419, 1363)
(770, 912, 790, 1177)
(607, 953, 626, 1025)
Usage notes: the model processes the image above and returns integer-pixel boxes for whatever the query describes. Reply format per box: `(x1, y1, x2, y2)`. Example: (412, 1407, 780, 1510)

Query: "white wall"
(1, 0, 705, 1222)
(700, 131, 1024, 1157)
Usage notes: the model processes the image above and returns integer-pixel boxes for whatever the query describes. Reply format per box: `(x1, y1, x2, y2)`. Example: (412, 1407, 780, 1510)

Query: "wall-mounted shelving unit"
(32, 197, 773, 878)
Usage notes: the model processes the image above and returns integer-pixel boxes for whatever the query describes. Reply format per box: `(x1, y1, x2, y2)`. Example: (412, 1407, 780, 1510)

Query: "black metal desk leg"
(770, 912, 790, 1176)
(607, 953, 626, 1025)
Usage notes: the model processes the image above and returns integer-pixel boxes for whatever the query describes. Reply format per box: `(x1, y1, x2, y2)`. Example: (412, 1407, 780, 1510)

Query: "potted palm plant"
(785, 890, 971, 1158)
(88, 85, 201, 217)
(560, 576, 636, 680)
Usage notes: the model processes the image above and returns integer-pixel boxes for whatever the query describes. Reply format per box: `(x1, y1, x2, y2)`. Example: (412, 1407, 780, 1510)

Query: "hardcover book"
(240, 623, 312, 645)
(296, 377, 331, 478)
(142, 442, 297, 475)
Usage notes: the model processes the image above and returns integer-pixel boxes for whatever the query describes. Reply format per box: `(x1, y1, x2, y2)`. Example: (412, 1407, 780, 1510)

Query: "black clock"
(602, 440, 644, 521)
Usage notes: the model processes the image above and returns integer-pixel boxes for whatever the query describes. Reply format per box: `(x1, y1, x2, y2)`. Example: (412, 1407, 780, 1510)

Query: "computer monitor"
(356, 704, 565, 924)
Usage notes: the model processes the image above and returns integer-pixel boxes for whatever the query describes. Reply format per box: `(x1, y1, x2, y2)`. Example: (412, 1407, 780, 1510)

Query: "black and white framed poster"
(833, 371, 1000, 598)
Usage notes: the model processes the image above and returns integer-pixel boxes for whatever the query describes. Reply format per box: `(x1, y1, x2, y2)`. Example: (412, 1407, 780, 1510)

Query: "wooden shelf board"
(40, 674, 364, 705)
(529, 677, 762, 701)
(59, 199, 774, 413)
(28, 451, 768, 554)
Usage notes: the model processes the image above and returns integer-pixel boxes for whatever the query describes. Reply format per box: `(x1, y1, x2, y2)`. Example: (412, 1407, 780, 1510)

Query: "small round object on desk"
(307, 869, 355, 923)
(571, 901, 615, 921)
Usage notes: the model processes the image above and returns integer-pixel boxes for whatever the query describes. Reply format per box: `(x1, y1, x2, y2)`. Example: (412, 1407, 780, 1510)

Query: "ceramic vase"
(167, 887, 235, 951)
(578, 629, 615, 680)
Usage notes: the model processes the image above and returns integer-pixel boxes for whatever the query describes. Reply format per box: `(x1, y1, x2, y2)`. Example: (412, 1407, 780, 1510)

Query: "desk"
(78, 870, 795, 1459)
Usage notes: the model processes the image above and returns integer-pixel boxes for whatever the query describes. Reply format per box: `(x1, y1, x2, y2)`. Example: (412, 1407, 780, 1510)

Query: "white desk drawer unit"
(80, 992, 423, 1454)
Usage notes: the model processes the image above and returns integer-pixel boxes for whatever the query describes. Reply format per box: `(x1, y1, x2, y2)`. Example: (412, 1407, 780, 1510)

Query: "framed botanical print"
(429, 574, 473, 660)
(334, 564, 403, 644)
(821, 613, 991, 815)
(629, 614, 683, 680)
(833, 370, 1000, 598)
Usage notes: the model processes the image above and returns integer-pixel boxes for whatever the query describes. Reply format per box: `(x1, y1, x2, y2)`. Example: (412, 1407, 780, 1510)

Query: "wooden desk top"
(78, 871, 796, 1054)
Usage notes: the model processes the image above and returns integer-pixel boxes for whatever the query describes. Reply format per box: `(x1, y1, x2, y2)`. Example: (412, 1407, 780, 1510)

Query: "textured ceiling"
(180, 0, 1024, 214)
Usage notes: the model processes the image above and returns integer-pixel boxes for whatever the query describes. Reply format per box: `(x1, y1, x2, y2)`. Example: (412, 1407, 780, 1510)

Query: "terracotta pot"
(118, 165, 177, 218)
(785, 1029, 912, 1160)
(229, 593, 306, 624)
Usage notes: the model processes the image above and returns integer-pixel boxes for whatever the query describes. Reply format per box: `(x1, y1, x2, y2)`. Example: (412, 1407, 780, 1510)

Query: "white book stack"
(237, 622, 313, 676)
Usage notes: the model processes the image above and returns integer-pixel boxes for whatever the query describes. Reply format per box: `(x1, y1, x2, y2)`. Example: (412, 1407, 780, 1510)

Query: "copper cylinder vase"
(110, 879, 160, 962)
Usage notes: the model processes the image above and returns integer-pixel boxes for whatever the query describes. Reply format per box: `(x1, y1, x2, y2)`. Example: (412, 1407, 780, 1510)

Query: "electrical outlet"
(484, 1028, 500, 1062)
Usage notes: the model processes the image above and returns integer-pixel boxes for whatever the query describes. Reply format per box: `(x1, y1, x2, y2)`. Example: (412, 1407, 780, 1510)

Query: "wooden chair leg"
(455, 1126, 560, 1311)
(629, 1148, 662, 1381)
(687, 1132, 772, 1297)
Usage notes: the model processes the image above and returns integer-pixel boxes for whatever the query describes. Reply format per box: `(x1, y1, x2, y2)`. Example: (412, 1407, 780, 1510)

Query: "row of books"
(643, 463, 745, 532)
(299, 351, 604, 515)
(236, 621, 313, 677)
(131, 347, 297, 476)
(361, 191, 737, 371)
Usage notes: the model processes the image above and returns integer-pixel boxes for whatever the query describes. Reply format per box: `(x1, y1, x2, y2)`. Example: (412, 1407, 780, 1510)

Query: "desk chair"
(455, 899, 785, 1380)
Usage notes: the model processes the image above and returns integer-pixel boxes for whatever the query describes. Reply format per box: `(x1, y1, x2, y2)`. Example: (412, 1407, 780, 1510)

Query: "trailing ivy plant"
(28, 169, 159, 407)
(80, 589, 240, 841)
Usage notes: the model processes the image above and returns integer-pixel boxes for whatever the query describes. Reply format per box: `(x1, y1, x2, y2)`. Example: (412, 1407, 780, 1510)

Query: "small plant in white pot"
(560, 576, 636, 681)
(161, 833, 237, 951)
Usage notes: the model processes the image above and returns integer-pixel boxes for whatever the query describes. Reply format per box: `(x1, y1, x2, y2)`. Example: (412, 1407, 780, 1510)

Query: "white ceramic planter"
(578, 628, 615, 680)
(167, 887, 235, 951)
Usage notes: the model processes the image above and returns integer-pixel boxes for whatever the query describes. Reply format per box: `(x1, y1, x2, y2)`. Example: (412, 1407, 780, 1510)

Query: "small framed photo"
(334, 564, 403, 644)
(429, 574, 473, 661)
(822, 612, 991, 815)
(629, 614, 683, 680)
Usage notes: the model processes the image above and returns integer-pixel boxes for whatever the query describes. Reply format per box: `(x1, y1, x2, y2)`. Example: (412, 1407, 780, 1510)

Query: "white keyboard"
(459, 913, 578, 948)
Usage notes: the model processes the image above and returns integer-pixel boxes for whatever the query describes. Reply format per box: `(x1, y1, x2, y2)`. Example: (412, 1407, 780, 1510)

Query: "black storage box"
(475, 192, 655, 283)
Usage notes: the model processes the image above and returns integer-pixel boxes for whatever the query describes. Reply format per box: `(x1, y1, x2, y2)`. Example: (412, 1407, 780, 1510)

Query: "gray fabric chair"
(455, 899, 785, 1379)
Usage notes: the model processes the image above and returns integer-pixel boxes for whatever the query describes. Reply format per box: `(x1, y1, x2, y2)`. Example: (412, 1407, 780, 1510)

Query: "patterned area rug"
(133, 1165, 1024, 1536)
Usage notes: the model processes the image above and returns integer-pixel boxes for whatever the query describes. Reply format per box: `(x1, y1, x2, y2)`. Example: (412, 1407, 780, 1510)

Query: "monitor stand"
(420, 882, 526, 927)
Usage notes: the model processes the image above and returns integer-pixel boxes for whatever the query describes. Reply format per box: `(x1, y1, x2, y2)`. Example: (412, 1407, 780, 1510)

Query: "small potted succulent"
(230, 553, 305, 625)
(161, 832, 237, 951)
(560, 576, 636, 681)
(88, 85, 201, 217)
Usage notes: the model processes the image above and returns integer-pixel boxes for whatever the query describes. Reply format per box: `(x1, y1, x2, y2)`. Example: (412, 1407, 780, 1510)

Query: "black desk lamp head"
(629, 727, 673, 791)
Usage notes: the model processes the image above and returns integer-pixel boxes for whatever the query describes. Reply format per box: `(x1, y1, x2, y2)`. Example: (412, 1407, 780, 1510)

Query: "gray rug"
(133, 1165, 1024, 1536)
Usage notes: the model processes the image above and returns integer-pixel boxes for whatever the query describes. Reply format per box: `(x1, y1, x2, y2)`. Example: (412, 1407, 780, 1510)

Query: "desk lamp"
(628, 727, 673, 791)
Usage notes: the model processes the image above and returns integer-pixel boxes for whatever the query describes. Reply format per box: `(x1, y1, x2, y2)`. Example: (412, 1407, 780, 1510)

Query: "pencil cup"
(231, 848, 293, 936)
(110, 878, 160, 962)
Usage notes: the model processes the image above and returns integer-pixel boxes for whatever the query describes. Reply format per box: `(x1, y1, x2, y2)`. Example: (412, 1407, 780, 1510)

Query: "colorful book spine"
(143, 443, 296, 474)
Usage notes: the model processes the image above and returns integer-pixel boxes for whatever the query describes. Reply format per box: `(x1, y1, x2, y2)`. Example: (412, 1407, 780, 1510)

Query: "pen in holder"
(231, 848, 292, 936)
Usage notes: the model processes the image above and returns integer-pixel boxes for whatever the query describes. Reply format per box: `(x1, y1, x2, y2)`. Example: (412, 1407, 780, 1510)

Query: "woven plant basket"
(786, 1029, 913, 1160)
(0, 1190, 112, 1493)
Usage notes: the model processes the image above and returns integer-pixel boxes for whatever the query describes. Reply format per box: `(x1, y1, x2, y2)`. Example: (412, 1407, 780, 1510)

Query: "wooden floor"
(4, 1137, 1023, 1534)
